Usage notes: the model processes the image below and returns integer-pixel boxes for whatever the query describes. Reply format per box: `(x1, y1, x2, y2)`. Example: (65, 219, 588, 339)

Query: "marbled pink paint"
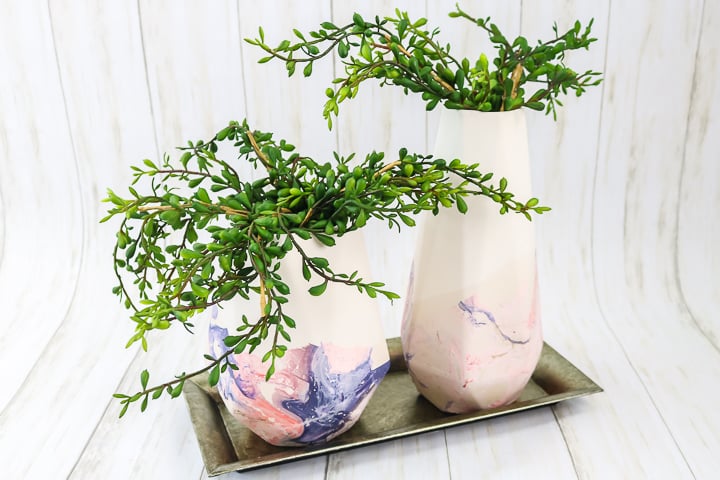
(402, 277, 543, 413)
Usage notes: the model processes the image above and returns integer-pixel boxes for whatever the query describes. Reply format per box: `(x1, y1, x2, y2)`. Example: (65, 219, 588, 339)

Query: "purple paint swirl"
(459, 298, 529, 345)
(209, 323, 389, 445)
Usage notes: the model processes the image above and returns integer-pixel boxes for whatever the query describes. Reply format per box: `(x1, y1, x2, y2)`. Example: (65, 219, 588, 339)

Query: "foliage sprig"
(103, 120, 549, 416)
(246, 4, 602, 127)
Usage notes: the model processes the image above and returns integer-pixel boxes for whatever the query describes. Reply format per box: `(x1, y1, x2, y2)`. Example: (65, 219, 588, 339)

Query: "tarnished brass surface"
(184, 339, 602, 476)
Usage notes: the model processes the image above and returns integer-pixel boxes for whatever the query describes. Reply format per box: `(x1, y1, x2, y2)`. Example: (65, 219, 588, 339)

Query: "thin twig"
(246, 130, 272, 169)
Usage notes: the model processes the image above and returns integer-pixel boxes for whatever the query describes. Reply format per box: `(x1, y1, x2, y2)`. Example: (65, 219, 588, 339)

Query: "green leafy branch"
(103, 120, 549, 416)
(246, 4, 602, 127)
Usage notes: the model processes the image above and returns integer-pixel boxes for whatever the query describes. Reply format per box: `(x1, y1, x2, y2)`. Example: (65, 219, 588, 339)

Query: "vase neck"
(433, 109, 533, 198)
(433, 109, 529, 171)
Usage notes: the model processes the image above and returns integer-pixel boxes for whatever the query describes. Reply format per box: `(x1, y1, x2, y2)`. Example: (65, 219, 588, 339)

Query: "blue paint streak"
(282, 345, 390, 444)
(458, 299, 529, 345)
(458, 300, 491, 326)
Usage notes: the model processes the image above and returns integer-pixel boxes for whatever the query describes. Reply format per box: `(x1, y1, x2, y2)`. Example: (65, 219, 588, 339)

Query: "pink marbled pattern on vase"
(402, 275, 543, 413)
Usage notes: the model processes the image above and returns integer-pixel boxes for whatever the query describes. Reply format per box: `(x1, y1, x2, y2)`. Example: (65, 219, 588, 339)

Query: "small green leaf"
(352, 13, 364, 27)
(313, 233, 335, 246)
(171, 381, 184, 398)
(526, 101, 544, 111)
(196, 188, 210, 203)
(308, 281, 328, 296)
(190, 282, 210, 298)
(159, 210, 182, 229)
(208, 365, 220, 386)
(140, 369, 149, 389)
(303, 62, 313, 77)
(456, 196, 468, 214)
(302, 262, 312, 281)
(398, 214, 415, 227)
(310, 257, 329, 269)
(264, 363, 276, 381)
(360, 42, 372, 62)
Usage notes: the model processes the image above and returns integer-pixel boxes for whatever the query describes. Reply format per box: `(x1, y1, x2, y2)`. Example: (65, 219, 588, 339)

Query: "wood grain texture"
(0, 2, 160, 478)
(199, 455, 327, 480)
(139, 0, 248, 153)
(592, 0, 720, 477)
(678, 0, 720, 350)
(521, 1, 696, 478)
(70, 326, 206, 479)
(326, 431, 449, 480)
(446, 409, 576, 479)
(0, 0, 83, 413)
(238, 0, 336, 160)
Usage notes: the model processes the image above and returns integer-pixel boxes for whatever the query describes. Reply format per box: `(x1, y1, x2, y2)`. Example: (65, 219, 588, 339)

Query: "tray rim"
(184, 339, 602, 476)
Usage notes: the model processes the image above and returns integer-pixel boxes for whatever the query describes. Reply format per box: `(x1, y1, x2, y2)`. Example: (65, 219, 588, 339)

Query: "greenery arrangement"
(105, 5, 602, 417)
(104, 120, 548, 416)
(247, 4, 602, 127)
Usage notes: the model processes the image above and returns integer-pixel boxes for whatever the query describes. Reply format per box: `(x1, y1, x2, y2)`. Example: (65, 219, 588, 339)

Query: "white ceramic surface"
(402, 109, 543, 412)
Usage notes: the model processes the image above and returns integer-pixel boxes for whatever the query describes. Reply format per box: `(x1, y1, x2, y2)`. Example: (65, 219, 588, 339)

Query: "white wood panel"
(140, 0, 247, 153)
(200, 456, 328, 480)
(0, 1, 158, 478)
(326, 431, 449, 480)
(520, 2, 694, 478)
(47, 3, 201, 478)
(0, 187, 5, 268)
(678, 1, 720, 349)
(593, 0, 720, 477)
(446, 409, 576, 479)
(238, 0, 336, 160)
(69, 326, 205, 479)
(0, 0, 83, 412)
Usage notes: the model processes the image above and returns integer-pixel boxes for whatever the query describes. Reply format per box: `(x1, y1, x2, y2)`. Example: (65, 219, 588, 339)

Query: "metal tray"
(184, 338, 602, 476)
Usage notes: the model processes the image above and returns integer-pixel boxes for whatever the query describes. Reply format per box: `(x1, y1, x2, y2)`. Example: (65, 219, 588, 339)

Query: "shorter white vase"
(401, 109, 543, 413)
(208, 231, 390, 446)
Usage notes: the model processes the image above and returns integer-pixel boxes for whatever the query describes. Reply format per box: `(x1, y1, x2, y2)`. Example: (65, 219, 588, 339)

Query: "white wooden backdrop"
(0, 1, 718, 478)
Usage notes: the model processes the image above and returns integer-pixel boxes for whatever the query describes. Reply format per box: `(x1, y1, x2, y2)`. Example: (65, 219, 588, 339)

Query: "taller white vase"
(209, 231, 390, 446)
(401, 109, 543, 413)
